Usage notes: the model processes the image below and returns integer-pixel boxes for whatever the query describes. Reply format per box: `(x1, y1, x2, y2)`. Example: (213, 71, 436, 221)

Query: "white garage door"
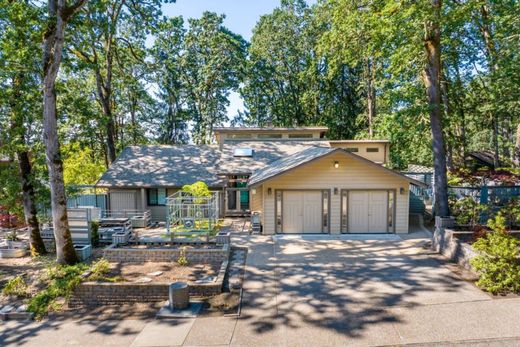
(348, 191, 388, 233)
(283, 191, 322, 233)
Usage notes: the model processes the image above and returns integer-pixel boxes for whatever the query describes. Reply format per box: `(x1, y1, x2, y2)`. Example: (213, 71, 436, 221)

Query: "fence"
(448, 185, 520, 206)
(67, 194, 107, 210)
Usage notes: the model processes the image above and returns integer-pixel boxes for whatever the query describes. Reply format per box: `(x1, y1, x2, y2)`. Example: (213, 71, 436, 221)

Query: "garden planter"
(74, 244, 92, 261)
(112, 232, 130, 245)
(0, 248, 27, 258)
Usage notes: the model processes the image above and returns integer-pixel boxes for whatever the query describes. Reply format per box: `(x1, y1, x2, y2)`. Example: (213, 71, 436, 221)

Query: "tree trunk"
(478, 2, 500, 168)
(42, 0, 85, 265)
(18, 152, 47, 256)
(422, 0, 450, 217)
(365, 57, 376, 138)
(9, 74, 47, 256)
(514, 122, 520, 168)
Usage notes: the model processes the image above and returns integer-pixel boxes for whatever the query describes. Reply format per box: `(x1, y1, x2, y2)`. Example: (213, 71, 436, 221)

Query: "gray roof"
(249, 148, 428, 187)
(96, 145, 223, 188)
(248, 146, 334, 186)
(218, 140, 329, 174)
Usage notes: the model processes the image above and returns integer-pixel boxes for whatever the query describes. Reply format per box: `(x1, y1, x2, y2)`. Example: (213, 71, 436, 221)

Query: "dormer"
(214, 126, 328, 144)
(329, 140, 390, 164)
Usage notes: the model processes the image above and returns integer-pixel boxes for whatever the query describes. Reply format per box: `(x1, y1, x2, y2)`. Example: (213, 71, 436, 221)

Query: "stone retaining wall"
(103, 243, 229, 264)
(433, 217, 478, 271)
(70, 260, 228, 307)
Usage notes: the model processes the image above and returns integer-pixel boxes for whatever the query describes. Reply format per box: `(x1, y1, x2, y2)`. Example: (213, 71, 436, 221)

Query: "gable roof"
(96, 145, 223, 188)
(248, 148, 427, 187)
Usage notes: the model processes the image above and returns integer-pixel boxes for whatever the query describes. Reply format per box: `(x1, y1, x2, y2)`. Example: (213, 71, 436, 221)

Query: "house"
(96, 127, 426, 234)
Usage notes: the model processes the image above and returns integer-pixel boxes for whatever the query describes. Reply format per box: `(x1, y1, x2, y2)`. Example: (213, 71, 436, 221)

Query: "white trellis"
(166, 191, 219, 241)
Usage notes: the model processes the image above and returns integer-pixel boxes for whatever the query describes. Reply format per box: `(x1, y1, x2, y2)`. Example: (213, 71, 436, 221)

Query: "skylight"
(233, 148, 253, 157)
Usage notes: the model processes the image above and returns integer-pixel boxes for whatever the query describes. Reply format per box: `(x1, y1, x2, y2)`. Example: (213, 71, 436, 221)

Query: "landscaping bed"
(104, 261, 220, 283)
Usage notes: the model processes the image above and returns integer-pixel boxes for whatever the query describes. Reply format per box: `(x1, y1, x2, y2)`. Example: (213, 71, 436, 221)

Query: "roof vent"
(233, 148, 253, 157)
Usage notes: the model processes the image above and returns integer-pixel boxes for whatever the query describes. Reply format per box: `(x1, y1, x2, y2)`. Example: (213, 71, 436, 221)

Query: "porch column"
(141, 188, 146, 211)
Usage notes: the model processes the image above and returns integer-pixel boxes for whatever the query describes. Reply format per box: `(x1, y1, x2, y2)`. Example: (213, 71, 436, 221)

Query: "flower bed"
(69, 260, 228, 307)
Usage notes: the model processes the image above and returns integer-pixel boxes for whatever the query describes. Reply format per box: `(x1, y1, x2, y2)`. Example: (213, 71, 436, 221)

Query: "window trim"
(147, 188, 167, 206)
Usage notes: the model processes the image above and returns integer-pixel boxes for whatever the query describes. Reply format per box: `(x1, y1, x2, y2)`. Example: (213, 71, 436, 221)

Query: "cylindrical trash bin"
(169, 282, 189, 310)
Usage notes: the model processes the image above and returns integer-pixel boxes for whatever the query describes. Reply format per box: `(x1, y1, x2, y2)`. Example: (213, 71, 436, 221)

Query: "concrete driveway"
(231, 234, 520, 346)
(3, 233, 520, 346)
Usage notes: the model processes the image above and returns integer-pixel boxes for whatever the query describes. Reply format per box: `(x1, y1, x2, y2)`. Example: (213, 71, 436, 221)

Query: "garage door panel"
(302, 192, 322, 233)
(368, 191, 388, 232)
(283, 192, 303, 233)
(348, 192, 369, 232)
(282, 191, 322, 233)
(348, 190, 389, 233)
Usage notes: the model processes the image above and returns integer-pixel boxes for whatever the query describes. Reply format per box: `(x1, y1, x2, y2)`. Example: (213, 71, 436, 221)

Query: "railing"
(101, 210, 151, 220)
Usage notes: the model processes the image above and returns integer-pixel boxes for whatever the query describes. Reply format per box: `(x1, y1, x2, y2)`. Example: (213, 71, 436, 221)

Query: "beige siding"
(329, 143, 389, 163)
(250, 185, 263, 223)
(259, 152, 410, 234)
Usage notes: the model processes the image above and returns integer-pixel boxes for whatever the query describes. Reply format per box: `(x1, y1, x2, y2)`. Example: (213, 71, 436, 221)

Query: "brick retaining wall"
(70, 260, 228, 307)
(102, 243, 229, 263)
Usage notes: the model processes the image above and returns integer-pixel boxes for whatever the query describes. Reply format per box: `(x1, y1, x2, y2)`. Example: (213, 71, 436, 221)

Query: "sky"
(161, 0, 317, 121)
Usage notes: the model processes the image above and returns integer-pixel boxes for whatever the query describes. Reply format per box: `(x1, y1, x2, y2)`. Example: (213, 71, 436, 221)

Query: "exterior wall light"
(251, 188, 257, 195)
(267, 188, 272, 196)
(334, 187, 339, 195)
(334, 161, 340, 169)
(400, 187, 405, 195)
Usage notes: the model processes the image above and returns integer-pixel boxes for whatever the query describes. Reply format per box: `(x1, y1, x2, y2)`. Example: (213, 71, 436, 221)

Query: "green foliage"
(91, 221, 99, 247)
(62, 143, 105, 186)
(177, 246, 189, 266)
(2, 275, 29, 298)
(182, 181, 211, 198)
(451, 197, 488, 228)
(27, 263, 88, 318)
(470, 214, 520, 294)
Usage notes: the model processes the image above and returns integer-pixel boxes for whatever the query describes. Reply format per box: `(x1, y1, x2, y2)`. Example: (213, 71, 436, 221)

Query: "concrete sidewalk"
(2, 233, 520, 346)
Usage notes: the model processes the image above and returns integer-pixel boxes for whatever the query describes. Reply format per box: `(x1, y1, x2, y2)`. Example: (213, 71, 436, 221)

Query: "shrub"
(470, 214, 520, 294)
(2, 275, 29, 298)
(27, 263, 88, 318)
(91, 221, 99, 246)
(451, 197, 488, 229)
(177, 246, 189, 266)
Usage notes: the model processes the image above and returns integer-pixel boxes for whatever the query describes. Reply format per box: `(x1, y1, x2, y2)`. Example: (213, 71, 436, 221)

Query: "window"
(276, 191, 282, 232)
(229, 134, 252, 139)
(233, 148, 253, 157)
(322, 190, 329, 232)
(388, 191, 395, 231)
(345, 147, 359, 153)
(341, 190, 348, 233)
(288, 133, 313, 139)
(258, 133, 282, 139)
(367, 147, 379, 153)
(148, 188, 166, 206)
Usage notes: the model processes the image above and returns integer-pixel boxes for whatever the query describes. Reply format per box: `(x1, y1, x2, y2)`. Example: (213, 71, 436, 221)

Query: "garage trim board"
(275, 189, 331, 234)
(340, 189, 396, 234)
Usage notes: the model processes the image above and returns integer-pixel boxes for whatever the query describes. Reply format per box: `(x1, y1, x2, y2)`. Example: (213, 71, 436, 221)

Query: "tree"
(422, 0, 449, 216)
(42, 0, 88, 265)
(151, 17, 190, 144)
(182, 12, 247, 144)
(70, 0, 171, 162)
(0, 1, 47, 255)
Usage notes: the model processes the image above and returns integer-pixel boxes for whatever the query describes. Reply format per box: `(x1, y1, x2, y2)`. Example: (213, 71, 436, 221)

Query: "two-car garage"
(279, 189, 393, 234)
(248, 147, 425, 235)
